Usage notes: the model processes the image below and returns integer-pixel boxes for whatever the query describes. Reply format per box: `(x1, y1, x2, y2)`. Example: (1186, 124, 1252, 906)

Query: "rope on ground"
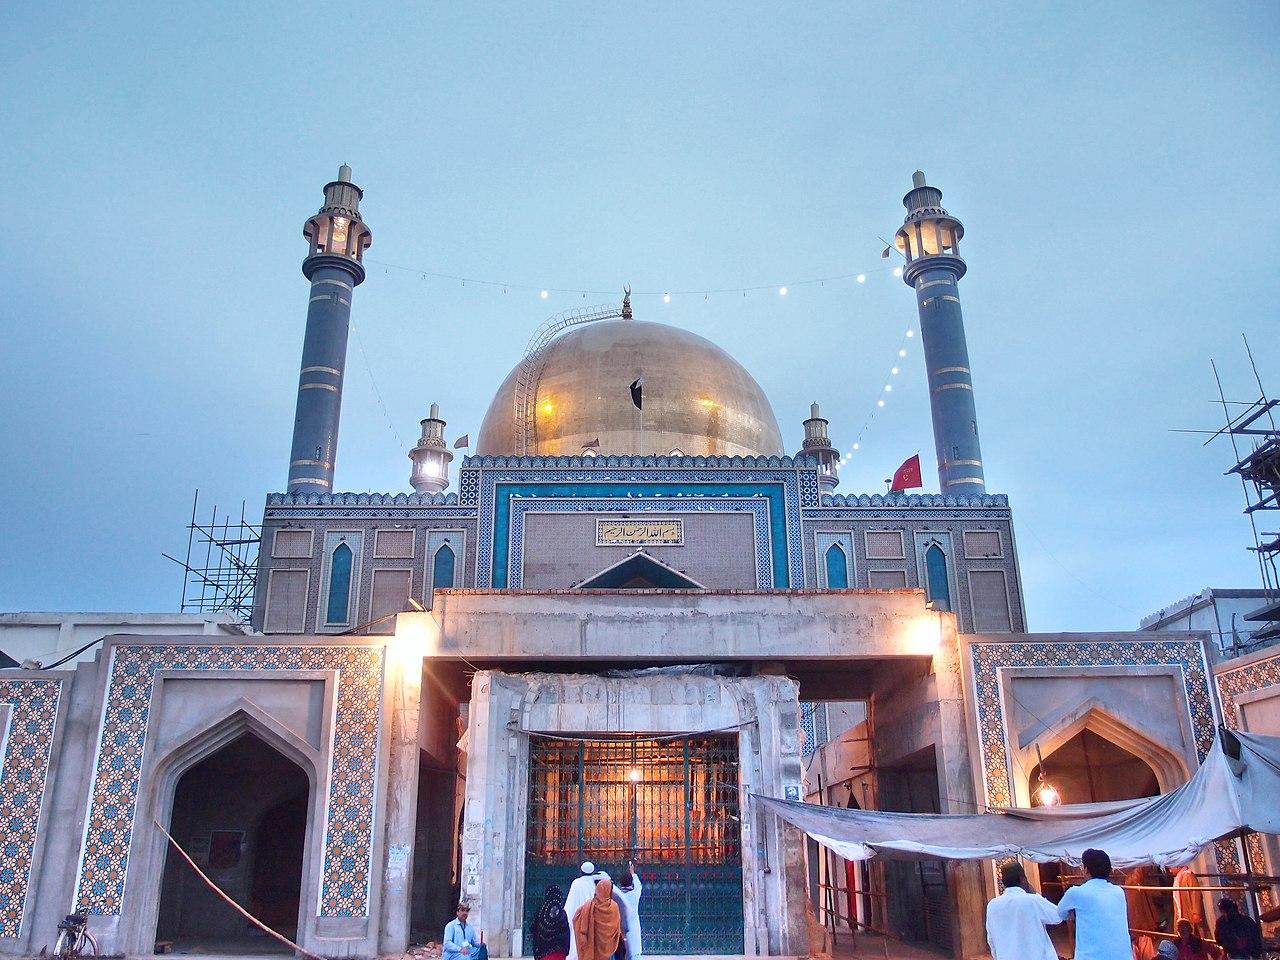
(154, 818, 326, 960)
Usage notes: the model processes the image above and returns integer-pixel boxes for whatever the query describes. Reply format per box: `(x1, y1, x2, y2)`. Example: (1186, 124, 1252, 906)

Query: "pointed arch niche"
(1017, 703, 1189, 804)
(128, 703, 324, 957)
(1017, 706, 1192, 904)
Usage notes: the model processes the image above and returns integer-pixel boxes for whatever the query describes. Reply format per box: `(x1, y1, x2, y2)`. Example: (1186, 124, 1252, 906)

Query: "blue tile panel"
(505, 495, 775, 588)
(471, 463, 808, 591)
(0, 678, 62, 939)
(968, 638, 1217, 810)
(72, 644, 385, 918)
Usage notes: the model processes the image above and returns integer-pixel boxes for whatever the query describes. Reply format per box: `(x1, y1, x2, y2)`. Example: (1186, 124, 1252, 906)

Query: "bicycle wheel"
(52, 930, 68, 959)
(79, 930, 99, 958)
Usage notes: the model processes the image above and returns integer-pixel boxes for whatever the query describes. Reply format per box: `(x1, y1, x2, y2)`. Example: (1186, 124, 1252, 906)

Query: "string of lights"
(363, 257, 905, 300)
(360, 252, 919, 464)
(835, 323, 915, 473)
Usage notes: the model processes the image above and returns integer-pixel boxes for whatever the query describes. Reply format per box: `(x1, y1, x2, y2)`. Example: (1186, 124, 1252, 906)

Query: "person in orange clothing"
(572, 878, 622, 960)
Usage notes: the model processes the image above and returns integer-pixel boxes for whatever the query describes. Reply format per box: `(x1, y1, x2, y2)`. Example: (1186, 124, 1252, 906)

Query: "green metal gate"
(523, 734, 744, 955)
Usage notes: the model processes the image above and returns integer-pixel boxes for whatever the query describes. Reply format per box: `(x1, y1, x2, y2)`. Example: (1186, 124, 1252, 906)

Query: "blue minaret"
(287, 165, 373, 493)
(895, 171, 985, 494)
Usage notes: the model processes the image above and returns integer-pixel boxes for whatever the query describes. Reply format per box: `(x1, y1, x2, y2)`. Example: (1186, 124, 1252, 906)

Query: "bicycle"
(51, 914, 98, 959)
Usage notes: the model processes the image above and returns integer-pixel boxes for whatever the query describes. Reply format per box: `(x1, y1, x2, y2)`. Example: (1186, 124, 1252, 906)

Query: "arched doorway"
(156, 733, 310, 953)
(1030, 728, 1165, 923)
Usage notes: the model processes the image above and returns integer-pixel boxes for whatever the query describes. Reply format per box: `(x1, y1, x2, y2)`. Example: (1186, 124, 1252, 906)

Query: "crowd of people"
(446, 860, 644, 960)
(985, 847, 1270, 960)
(444, 847, 1273, 960)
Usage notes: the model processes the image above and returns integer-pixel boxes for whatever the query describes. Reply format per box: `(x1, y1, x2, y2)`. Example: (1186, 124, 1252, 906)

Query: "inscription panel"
(596, 518, 684, 546)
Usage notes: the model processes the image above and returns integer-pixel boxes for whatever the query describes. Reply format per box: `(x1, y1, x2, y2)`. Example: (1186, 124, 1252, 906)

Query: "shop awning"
(754, 729, 1280, 868)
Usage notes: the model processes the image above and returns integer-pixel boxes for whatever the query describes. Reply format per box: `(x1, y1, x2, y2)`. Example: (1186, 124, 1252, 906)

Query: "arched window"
(326, 541, 353, 624)
(432, 544, 456, 592)
(824, 543, 849, 588)
(925, 544, 950, 610)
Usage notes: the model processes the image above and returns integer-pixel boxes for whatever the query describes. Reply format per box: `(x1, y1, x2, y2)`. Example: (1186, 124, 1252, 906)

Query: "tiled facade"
(0, 678, 63, 939)
(73, 643, 385, 919)
(1214, 648, 1280, 892)
(253, 459, 1024, 635)
(968, 637, 1217, 808)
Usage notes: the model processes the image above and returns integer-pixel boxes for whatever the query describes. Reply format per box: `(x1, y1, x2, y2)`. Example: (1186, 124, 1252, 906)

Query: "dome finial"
(622, 287, 632, 320)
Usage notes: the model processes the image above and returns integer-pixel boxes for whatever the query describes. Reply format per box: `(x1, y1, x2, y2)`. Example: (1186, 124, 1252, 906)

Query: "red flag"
(889, 454, 923, 493)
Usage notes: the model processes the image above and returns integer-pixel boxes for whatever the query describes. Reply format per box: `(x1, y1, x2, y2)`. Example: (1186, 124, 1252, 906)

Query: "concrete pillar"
(378, 642, 424, 953)
(931, 614, 991, 960)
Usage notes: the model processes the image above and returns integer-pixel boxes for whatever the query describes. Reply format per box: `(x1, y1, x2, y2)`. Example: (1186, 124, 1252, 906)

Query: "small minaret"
(408, 404, 454, 493)
(286, 165, 373, 493)
(895, 171, 986, 494)
(798, 402, 840, 491)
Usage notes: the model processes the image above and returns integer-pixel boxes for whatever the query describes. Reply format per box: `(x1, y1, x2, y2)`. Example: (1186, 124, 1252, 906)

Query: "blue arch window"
(824, 543, 849, 588)
(326, 541, 354, 624)
(925, 543, 950, 610)
(432, 544, 456, 592)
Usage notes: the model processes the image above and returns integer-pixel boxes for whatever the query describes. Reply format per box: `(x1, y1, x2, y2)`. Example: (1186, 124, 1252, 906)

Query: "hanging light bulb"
(1034, 744, 1062, 807)
(892, 266, 904, 278)
(779, 286, 788, 296)
(884, 384, 893, 392)
(856, 274, 866, 284)
(540, 290, 549, 300)
(891, 367, 899, 375)
(628, 767, 642, 783)
(1036, 781, 1061, 807)
(877, 400, 885, 408)
(899, 349, 907, 357)
(852, 442, 860, 450)
(663, 293, 671, 303)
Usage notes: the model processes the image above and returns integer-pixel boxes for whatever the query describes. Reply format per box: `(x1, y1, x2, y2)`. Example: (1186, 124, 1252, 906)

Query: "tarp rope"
(154, 819, 326, 960)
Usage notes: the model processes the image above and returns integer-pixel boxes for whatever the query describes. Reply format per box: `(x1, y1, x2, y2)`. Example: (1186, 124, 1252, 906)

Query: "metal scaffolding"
(1210, 341, 1280, 646)
(164, 491, 261, 621)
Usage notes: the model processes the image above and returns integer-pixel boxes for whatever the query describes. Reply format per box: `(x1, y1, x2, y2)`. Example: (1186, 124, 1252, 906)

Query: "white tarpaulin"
(755, 729, 1280, 868)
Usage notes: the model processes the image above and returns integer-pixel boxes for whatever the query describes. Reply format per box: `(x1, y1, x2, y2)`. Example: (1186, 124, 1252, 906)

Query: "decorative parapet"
(1139, 589, 1211, 629)
(819, 492, 1009, 508)
(266, 491, 460, 506)
(460, 453, 818, 470)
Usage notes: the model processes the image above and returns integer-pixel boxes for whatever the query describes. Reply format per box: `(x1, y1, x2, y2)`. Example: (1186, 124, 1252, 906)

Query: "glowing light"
(906, 329, 914, 338)
(891, 367, 899, 375)
(392, 612, 439, 657)
(779, 286, 788, 296)
(852, 442, 860, 450)
(902, 613, 944, 655)
(628, 767, 642, 783)
(663, 293, 671, 303)
(877, 399, 885, 408)
(540, 290, 549, 299)
(1036, 783, 1061, 807)
(541, 402, 554, 414)
(892, 266, 904, 277)
(899, 349, 907, 357)
(884, 384, 892, 392)
(856, 274, 866, 284)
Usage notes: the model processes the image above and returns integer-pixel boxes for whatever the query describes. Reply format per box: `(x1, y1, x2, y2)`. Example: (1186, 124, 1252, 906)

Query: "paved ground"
(829, 933, 950, 959)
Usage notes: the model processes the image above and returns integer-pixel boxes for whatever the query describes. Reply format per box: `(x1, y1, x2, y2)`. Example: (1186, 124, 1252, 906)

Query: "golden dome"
(475, 319, 784, 458)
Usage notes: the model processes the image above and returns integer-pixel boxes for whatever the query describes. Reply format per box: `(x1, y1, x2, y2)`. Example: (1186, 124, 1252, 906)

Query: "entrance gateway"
(523, 734, 744, 955)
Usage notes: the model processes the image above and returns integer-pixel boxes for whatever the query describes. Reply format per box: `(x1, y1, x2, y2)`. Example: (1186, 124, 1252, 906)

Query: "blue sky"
(3, 2, 1278, 631)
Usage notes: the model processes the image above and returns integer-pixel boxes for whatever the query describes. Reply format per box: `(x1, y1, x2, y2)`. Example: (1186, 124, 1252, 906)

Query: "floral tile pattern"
(0, 677, 62, 939)
(72, 643, 385, 918)
(1214, 651, 1280, 901)
(969, 638, 1217, 809)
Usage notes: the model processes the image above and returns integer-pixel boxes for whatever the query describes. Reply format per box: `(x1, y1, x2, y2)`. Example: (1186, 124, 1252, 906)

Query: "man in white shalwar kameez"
(615, 863, 643, 960)
(565, 861, 609, 960)
(985, 862, 1062, 960)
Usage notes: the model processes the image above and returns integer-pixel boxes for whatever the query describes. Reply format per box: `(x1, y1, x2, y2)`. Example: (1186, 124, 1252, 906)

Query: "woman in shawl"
(572, 878, 622, 960)
(532, 885, 571, 960)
